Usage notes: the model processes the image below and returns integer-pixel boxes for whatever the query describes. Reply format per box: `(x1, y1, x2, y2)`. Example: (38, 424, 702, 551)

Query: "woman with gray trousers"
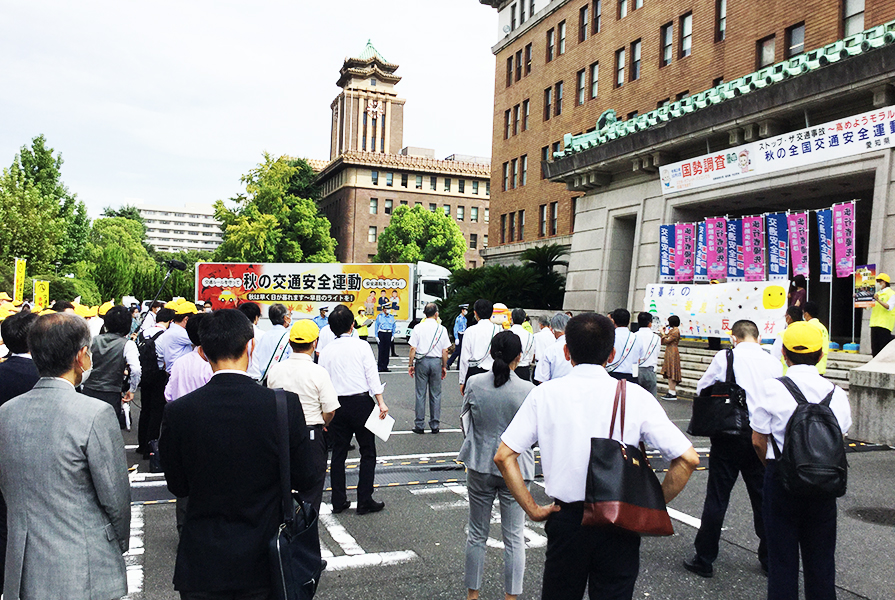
(458, 330, 535, 600)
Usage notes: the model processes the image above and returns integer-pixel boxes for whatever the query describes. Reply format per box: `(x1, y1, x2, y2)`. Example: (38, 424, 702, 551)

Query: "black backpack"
(137, 330, 165, 387)
(687, 349, 750, 438)
(771, 376, 848, 498)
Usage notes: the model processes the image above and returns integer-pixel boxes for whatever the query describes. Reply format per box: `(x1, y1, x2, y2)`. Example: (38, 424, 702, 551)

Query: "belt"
(307, 423, 324, 429)
(554, 499, 584, 508)
(338, 392, 371, 400)
(639, 366, 655, 370)
(418, 355, 441, 360)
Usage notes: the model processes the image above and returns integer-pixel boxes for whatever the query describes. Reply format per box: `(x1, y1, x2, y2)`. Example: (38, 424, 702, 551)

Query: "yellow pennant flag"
(13, 258, 26, 304)
(33, 280, 50, 308)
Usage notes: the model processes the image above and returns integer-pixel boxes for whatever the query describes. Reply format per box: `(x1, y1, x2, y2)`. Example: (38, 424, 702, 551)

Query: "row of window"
(504, 99, 531, 138)
(145, 219, 218, 228)
(370, 170, 490, 195)
(369, 197, 490, 223)
(501, 155, 529, 191)
(147, 228, 222, 238)
(140, 210, 216, 220)
(498, 198, 582, 246)
(368, 225, 489, 249)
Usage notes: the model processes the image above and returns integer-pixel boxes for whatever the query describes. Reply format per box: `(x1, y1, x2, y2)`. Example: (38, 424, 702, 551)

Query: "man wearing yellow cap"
(801, 302, 829, 374)
(870, 272, 895, 356)
(751, 321, 852, 600)
(156, 300, 197, 374)
(266, 319, 340, 513)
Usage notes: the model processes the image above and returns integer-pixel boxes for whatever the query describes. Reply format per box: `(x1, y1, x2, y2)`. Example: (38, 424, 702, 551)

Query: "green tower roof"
(356, 39, 388, 64)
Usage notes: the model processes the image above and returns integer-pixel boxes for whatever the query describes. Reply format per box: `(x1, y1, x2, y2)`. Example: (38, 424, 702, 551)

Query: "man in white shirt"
(634, 312, 661, 398)
(533, 312, 572, 384)
(510, 308, 536, 381)
(408, 303, 451, 434)
(684, 320, 782, 579)
(319, 305, 389, 515)
(459, 299, 502, 393)
(495, 313, 700, 600)
(267, 319, 340, 513)
(247, 303, 292, 381)
(606, 309, 642, 383)
(316, 323, 357, 360)
(752, 321, 851, 600)
(140, 301, 164, 333)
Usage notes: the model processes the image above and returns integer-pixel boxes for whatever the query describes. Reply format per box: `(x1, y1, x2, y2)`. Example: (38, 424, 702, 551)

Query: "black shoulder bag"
(687, 349, 750, 438)
(270, 389, 324, 600)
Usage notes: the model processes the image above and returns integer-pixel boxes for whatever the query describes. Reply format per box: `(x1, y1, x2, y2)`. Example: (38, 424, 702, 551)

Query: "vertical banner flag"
(705, 217, 727, 280)
(833, 202, 856, 278)
(659, 224, 675, 282)
(854, 264, 876, 308)
(742, 216, 765, 282)
(726, 219, 744, 281)
(674, 223, 696, 281)
(766, 213, 789, 281)
(787, 212, 810, 277)
(695, 222, 708, 282)
(33, 280, 50, 308)
(13, 258, 26, 304)
(816, 209, 833, 283)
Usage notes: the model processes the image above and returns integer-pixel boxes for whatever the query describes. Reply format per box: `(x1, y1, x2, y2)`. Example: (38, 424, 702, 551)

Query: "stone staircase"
(655, 342, 871, 399)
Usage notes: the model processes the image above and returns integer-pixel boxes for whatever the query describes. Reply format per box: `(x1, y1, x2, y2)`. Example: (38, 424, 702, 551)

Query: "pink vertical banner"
(742, 216, 765, 281)
(674, 223, 695, 281)
(705, 217, 728, 280)
(787, 212, 810, 277)
(833, 202, 856, 278)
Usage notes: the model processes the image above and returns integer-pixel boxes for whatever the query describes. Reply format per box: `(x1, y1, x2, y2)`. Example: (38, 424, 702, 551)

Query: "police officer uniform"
(446, 305, 468, 369)
(373, 308, 396, 372)
(409, 316, 451, 433)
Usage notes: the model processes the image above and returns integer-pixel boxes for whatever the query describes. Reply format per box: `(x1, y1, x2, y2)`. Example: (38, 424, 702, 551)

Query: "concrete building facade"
(138, 204, 223, 253)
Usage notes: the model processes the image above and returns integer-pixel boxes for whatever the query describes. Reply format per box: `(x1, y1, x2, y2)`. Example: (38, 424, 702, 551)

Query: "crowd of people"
(0, 288, 856, 600)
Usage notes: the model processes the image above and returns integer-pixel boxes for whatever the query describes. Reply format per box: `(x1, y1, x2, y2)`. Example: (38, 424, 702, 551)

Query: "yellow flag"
(33, 280, 50, 308)
(13, 258, 26, 304)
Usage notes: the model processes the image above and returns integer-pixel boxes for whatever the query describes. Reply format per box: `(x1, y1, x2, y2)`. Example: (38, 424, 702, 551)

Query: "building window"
(506, 56, 513, 87)
(371, 170, 379, 185)
(369, 198, 378, 214)
(459, 179, 466, 193)
(544, 87, 553, 120)
(716, 0, 726, 41)
(757, 35, 775, 68)
(555, 81, 563, 115)
(513, 104, 520, 135)
(539, 204, 547, 236)
(589, 61, 599, 98)
(503, 162, 509, 191)
(485, 207, 489, 221)
(368, 226, 377, 243)
(505, 109, 512, 139)
(615, 48, 625, 87)
(713, 76, 724, 87)
(844, 0, 864, 37)
(484, 234, 489, 247)
(541, 145, 549, 178)
(576, 69, 586, 105)
(558, 20, 566, 54)
(400, 199, 408, 205)
(510, 3, 517, 29)
(661, 23, 673, 66)
(521, 155, 528, 186)
(680, 12, 692, 58)
(518, 210, 525, 240)
(430, 176, 437, 190)
(457, 206, 465, 220)
(571, 197, 578, 232)
(579, 5, 589, 42)
(631, 39, 641, 80)
(509, 212, 516, 241)
(618, 0, 627, 19)
(444, 178, 451, 192)
(500, 214, 507, 244)
(384, 199, 393, 215)
(546, 28, 555, 62)
(486, 182, 490, 196)
(429, 203, 437, 212)
(523, 99, 530, 130)
(401, 173, 408, 187)
(386, 172, 393, 187)
(415, 201, 422, 207)
(470, 233, 478, 249)
(471, 206, 479, 222)
(786, 23, 805, 58)
(443, 204, 450, 216)
(472, 181, 479, 195)
(593, 0, 602, 33)
(515, 49, 523, 81)
(525, 43, 533, 74)
(416, 175, 423, 189)
(676, 90, 690, 100)
(512, 158, 519, 188)
(634, 0, 642, 7)
(627, 110, 638, 120)
(550, 202, 558, 235)
(520, 0, 526, 23)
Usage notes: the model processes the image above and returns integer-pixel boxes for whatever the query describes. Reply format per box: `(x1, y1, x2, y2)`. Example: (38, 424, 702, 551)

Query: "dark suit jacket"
(159, 372, 315, 592)
(0, 357, 40, 407)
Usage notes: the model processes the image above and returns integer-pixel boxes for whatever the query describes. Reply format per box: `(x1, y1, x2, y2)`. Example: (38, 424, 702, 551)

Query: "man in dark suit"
(0, 310, 40, 592)
(159, 309, 316, 600)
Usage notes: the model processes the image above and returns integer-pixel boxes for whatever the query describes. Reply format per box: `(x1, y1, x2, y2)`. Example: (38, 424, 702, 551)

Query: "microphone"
(165, 260, 188, 271)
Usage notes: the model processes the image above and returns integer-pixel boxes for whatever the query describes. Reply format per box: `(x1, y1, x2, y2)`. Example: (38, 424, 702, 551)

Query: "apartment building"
(138, 204, 223, 253)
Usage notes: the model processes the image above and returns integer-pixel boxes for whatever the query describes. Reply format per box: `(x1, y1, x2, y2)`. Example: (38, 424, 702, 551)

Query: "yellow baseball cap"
(289, 319, 320, 344)
(84, 306, 98, 318)
(175, 301, 198, 315)
(73, 303, 91, 318)
(877, 273, 890, 283)
(0, 292, 11, 301)
(782, 321, 823, 354)
(98, 301, 114, 316)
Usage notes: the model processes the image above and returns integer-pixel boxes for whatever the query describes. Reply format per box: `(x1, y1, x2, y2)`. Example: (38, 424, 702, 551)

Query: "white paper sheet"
(364, 405, 395, 442)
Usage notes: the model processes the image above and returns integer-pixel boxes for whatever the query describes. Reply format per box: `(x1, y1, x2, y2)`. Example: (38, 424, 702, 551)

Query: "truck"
(195, 261, 451, 338)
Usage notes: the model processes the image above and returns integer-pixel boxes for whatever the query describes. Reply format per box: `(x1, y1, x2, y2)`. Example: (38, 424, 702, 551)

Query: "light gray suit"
(0, 378, 131, 600)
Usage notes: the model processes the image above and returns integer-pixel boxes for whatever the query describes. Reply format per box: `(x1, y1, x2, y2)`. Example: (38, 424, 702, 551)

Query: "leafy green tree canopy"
(373, 205, 467, 271)
(0, 160, 65, 273)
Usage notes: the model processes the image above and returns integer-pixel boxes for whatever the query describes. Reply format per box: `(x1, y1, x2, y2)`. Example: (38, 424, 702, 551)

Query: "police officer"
(373, 305, 396, 372)
(870, 272, 895, 356)
(408, 303, 450, 434)
(446, 304, 468, 370)
(313, 306, 329, 330)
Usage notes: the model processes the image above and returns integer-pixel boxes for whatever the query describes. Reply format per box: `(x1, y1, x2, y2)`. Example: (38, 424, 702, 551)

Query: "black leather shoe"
(683, 557, 713, 578)
(356, 499, 385, 515)
(412, 427, 425, 434)
(430, 428, 439, 434)
(331, 501, 351, 514)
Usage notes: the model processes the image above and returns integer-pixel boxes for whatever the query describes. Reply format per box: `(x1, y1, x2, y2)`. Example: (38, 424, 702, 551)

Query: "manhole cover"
(847, 507, 895, 527)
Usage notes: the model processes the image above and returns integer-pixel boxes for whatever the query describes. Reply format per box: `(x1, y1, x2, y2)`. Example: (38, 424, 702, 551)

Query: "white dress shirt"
(510, 324, 535, 367)
(752, 364, 851, 459)
(459, 320, 502, 384)
(319, 335, 385, 397)
(88, 316, 104, 339)
(409, 318, 450, 359)
(247, 324, 291, 380)
(606, 328, 642, 376)
(140, 311, 157, 332)
(533, 335, 573, 382)
(533, 327, 555, 362)
(635, 328, 661, 369)
(696, 341, 783, 416)
(316, 324, 356, 356)
(267, 353, 341, 425)
(502, 364, 692, 503)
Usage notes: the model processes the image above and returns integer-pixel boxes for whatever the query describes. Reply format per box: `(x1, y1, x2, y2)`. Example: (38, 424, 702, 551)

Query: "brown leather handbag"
(581, 379, 674, 536)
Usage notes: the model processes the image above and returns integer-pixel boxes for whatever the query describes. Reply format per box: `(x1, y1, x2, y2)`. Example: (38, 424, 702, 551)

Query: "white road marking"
(667, 507, 702, 529)
(123, 505, 144, 599)
(344, 450, 459, 463)
(389, 428, 463, 435)
(317, 503, 419, 570)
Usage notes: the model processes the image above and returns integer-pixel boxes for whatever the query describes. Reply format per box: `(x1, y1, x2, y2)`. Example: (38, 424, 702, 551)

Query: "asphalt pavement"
(122, 342, 895, 600)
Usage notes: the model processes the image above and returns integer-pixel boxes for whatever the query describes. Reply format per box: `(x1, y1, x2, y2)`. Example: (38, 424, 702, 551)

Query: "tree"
(520, 244, 569, 277)
(214, 154, 337, 263)
(372, 205, 467, 271)
(92, 244, 134, 302)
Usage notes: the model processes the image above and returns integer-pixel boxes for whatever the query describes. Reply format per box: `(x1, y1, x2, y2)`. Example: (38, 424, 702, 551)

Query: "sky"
(0, 1, 498, 217)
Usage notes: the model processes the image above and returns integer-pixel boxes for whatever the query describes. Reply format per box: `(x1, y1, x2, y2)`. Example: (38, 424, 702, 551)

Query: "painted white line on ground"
(429, 500, 469, 511)
(343, 450, 459, 464)
(409, 487, 455, 495)
(125, 445, 139, 450)
(389, 428, 463, 435)
(667, 507, 702, 529)
(123, 505, 144, 599)
(318, 513, 365, 556)
(325, 551, 418, 571)
(131, 481, 169, 489)
(445, 484, 546, 548)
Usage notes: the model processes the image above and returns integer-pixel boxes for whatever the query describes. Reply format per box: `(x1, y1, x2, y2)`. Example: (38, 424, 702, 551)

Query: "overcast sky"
(0, 1, 498, 217)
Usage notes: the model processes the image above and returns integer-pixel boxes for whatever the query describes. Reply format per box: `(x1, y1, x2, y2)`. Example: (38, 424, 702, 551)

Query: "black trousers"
(465, 365, 488, 381)
(0, 491, 6, 591)
(180, 588, 271, 600)
(299, 425, 328, 514)
(377, 331, 393, 371)
(763, 461, 837, 600)
(870, 326, 893, 356)
(329, 394, 377, 507)
(446, 333, 463, 368)
(693, 435, 767, 568)
(514, 365, 531, 381)
(542, 501, 641, 600)
(137, 373, 168, 449)
(608, 372, 638, 384)
(82, 388, 126, 429)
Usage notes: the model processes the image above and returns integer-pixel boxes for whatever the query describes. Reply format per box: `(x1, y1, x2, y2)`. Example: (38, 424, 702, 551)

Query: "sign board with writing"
(674, 223, 695, 282)
(13, 258, 26, 304)
(854, 264, 876, 308)
(766, 213, 788, 281)
(659, 225, 675, 282)
(833, 202, 856, 278)
(816, 209, 833, 283)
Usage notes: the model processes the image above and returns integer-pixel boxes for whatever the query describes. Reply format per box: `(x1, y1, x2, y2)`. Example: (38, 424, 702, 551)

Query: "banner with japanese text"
(766, 213, 788, 281)
(787, 213, 809, 277)
(33, 280, 49, 308)
(816, 209, 833, 282)
(13, 258, 26, 304)
(833, 202, 856, 278)
(742, 216, 765, 282)
(659, 224, 675, 282)
(674, 223, 695, 282)
(854, 264, 876, 308)
(705, 217, 727, 280)
(643, 281, 788, 341)
(726, 219, 744, 281)
(695, 222, 708, 282)
(661, 106, 895, 195)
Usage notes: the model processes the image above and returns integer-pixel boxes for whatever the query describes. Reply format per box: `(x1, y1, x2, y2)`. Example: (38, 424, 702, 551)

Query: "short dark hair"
(511, 308, 526, 325)
(491, 330, 523, 387)
(52, 301, 74, 312)
(731, 319, 760, 340)
(198, 309, 253, 363)
(155, 307, 175, 324)
(28, 313, 91, 377)
(268, 303, 289, 326)
(637, 312, 653, 328)
(793, 274, 806, 288)
(172, 312, 190, 324)
(565, 313, 615, 365)
(1, 311, 39, 354)
(803, 301, 820, 319)
(289, 341, 315, 353)
(784, 347, 823, 366)
(329, 304, 354, 336)
(237, 302, 261, 322)
(785, 306, 803, 322)
(473, 299, 493, 320)
(151, 301, 165, 310)
(185, 312, 205, 346)
(610, 308, 631, 327)
(667, 315, 681, 327)
(423, 303, 438, 318)
(101, 305, 132, 336)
